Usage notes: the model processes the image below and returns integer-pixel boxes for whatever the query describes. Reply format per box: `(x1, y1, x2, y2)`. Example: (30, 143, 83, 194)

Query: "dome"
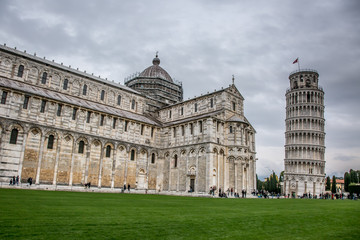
(139, 54, 173, 82)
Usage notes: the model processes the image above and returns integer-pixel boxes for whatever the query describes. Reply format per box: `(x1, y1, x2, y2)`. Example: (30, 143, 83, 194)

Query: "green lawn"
(0, 189, 359, 239)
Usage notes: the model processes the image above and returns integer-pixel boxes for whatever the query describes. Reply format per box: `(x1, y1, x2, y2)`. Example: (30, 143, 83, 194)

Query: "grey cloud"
(1, 0, 359, 177)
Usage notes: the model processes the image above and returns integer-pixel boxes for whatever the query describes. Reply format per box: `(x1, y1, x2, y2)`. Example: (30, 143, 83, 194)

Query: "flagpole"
(297, 57, 300, 71)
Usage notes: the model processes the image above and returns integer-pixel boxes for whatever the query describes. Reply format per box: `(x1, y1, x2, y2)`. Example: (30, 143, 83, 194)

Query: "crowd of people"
(9, 175, 19, 185)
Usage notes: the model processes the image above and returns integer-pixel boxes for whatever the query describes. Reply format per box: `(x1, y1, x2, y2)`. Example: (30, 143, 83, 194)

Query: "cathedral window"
(190, 123, 193, 135)
(194, 103, 198, 112)
(41, 72, 47, 84)
(180, 107, 183, 115)
(86, 111, 91, 123)
(169, 110, 172, 118)
(72, 108, 78, 120)
(9, 129, 18, 144)
(130, 149, 135, 161)
(173, 127, 176, 137)
(117, 95, 121, 105)
(106, 145, 111, 158)
(57, 104, 62, 116)
(181, 125, 185, 136)
(124, 120, 128, 132)
(47, 135, 54, 149)
(210, 98, 214, 108)
(232, 102, 236, 111)
(199, 121, 203, 133)
(100, 115, 104, 126)
(113, 118, 117, 129)
(151, 153, 156, 164)
(131, 99, 136, 110)
(63, 79, 68, 90)
(23, 95, 30, 109)
(1, 91, 8, 104)
(40, 100, 46, 113)
(229, 126, 233, 133)
(174, 155, 178, 168)
(78, 141, 85, 154)
(100, 90, 105, 101)
(17, 65, 24, 77)
(151, 127, 154, 137)
(141, 125, 144, 135)
(82, 84, 87, 95)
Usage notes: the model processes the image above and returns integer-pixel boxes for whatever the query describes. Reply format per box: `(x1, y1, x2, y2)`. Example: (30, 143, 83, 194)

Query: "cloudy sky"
(1, 0, 359, 179)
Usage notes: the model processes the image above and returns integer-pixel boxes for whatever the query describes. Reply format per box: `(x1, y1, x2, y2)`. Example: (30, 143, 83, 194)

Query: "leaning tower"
(283, 69, 326, 198)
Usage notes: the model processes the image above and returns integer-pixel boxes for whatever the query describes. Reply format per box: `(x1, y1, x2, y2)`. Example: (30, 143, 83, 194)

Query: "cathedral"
(0, 44, 257, 195)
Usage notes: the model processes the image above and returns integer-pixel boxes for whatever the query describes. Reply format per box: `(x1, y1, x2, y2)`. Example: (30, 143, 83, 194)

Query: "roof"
(0, 77, 160, 126)
(163, 109, 224, 127)
(139, 55, 173, 82)
(0, 44, 141, 96)
(227, 115, 248, 124)
(336, 179, 344, 184)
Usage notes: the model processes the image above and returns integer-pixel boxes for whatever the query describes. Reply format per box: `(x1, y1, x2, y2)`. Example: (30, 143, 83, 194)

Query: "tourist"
(16, 175, 19, 185)
(128, 184, 130, 192)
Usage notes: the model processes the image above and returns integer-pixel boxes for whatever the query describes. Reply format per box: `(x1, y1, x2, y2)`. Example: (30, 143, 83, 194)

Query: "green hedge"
(348, 183, 360, 194)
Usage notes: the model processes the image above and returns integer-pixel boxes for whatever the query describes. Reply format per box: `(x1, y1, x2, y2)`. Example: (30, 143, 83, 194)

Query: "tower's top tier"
(289, 69, 319, 90)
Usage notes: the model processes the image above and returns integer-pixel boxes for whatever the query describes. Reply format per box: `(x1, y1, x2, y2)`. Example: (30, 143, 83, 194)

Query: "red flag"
(293, 58, 298, 64)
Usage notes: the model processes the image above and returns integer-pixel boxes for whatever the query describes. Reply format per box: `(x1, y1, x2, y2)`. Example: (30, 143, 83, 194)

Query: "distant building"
(0, 44, 257, 195)
(283, 69, 326, 197)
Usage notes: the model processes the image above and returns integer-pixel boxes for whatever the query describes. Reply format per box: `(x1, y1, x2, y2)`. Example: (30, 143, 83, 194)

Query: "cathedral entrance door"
(190, 177, 195, 192)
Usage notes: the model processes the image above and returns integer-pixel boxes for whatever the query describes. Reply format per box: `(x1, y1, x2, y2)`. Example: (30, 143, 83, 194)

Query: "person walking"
(128, 184, 130, 192)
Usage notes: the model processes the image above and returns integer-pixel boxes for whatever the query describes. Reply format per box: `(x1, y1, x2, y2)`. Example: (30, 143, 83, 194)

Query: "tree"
(326, 176, 331, 191)
(256, 174, 263, 191)
(350, 169, 359, 183)
(279, 171, 284, 182)
(344, 172, 351, 192)
(331, 175, 337, 193)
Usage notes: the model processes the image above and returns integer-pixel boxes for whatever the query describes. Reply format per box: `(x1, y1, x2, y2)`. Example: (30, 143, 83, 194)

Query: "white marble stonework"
(283, 69, 326, 197)
(0, 44, 257, 195)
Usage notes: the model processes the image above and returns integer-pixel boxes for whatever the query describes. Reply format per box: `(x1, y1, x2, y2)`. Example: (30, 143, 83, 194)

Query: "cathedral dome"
(139, 54, 173, 82)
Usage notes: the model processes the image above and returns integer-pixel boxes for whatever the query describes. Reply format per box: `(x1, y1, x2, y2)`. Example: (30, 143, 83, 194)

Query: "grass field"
(0, 189, 359, 239)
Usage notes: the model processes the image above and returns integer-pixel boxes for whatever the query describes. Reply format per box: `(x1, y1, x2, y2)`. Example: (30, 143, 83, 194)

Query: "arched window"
(131, 99, 135, 110)
(194, 103, 198, 112)
(63, 79, 68, 90)
(9, 129, 18, 144)
(151, 153, 156, 164)
(106, 145, 111, 157)
(174, 154, 178, 168)
(229, 126, 233, 133)
(41, 72, 47, 84)
(47, 135, 54, 149)
(117, 95, 121, 105)
(82, 84, 87, 95)
(100, 90, 105, 101)
(130, 149, 135, 161)
(78, 140, 85, 154)
(199, 121, 203, 133)
(17, 65, 24, 77)
(210, 98, 214, 108)
(1, 91, 8, 104)
(232, 102, 236, 111)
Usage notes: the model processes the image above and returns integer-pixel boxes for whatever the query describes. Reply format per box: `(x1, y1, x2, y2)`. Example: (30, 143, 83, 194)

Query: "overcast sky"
(1, 0, 359, 179)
